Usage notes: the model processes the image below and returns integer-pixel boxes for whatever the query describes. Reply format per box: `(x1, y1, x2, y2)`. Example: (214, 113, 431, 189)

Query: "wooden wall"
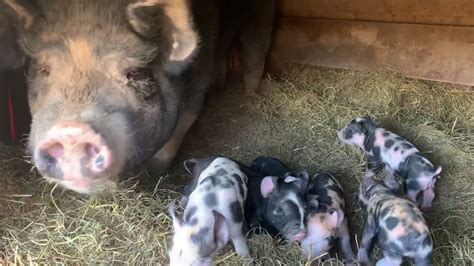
(269, 0, 474, 85)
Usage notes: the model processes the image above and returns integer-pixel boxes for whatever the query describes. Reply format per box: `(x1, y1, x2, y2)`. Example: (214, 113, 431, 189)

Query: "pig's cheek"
(352, 134, 366, 148)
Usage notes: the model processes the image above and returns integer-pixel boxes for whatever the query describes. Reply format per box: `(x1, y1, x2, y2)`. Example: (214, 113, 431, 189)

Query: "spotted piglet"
(248, 156, 309, 241)
(168, 157, 249, 266)
(357, 177, 433, 266)
(301, 172, 354, 261)
(339, 116, 442, 209)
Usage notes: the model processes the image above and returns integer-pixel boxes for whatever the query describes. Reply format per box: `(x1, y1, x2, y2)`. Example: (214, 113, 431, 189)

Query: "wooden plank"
(268, 18, 474, 86)
(278, 0, 474, 26)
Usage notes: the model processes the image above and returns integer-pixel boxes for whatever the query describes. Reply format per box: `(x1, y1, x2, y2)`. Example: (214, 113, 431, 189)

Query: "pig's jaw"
(44, 173, 118, 194)
(301, 222, 331, 258)
(338, 129, 366, 149)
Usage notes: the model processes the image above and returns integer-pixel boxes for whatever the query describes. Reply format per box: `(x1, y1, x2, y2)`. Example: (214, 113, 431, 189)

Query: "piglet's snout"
(291, 229, 307, 241)
(35, 121, 113, 180)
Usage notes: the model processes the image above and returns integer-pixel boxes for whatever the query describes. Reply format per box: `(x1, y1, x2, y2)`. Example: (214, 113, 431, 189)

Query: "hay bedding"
(1, 66, 473, 265)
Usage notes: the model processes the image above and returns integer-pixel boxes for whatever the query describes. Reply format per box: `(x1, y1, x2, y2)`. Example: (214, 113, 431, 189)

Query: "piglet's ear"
(307, 198, 319, 209)
(284, 170, 310, 194)
(434, 166, 442, 176)
(283, 175, 298, 183)
(261, 176, 277, 198)
(212, 211, 229, 250)
(168, 199, 183, 231)
(183, 159, 197, 175)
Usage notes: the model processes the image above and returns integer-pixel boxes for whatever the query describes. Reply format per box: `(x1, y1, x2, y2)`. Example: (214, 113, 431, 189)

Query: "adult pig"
(3, 0, 274, 193)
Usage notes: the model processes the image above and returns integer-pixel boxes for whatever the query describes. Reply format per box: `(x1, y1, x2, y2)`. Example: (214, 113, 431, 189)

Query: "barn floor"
(1, 66, 473, 265)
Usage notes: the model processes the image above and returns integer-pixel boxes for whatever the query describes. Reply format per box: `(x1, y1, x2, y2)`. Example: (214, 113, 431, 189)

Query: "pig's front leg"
(365, 155, 383, 178)
(338, 218, 355, 260)
(376, 252, 402, 266)
(383, 166, 400, 193)
(421, 188, 435, 210)
(357, 221, 377, 264)
(147, 111, 198, 174)
(230, 222, 250, 257)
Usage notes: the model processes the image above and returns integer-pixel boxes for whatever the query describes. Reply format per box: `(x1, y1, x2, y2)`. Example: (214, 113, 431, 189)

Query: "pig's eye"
(125, 67, 153, 81)
(273, 207, 284, 216)
(38, 64, 51, 76)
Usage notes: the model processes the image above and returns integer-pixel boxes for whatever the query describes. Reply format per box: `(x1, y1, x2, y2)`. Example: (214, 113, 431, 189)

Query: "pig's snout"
(291, 229, 307, 242)
(35, 121, 113, 182)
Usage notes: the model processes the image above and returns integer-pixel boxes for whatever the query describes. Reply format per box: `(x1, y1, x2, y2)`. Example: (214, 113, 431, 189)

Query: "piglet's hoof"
(357, 250, 371, 266)
(420, 205, 433, 213)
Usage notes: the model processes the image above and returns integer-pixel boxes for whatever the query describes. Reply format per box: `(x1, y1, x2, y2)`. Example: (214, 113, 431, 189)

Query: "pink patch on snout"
(351, 134, 366, 149)
(36, 121, 113, 183)
(292, 230, 307, 241)
(391, 224, 406, 237)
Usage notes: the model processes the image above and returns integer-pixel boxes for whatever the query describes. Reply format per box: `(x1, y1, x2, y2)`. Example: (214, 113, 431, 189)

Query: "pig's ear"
(297, 170, 310, 192)
(168, 199, 183, 231)
(434, 166, 442, 176)
(307, 198, 319, 209)
(183, 159, 197, 175)
(4, 0, 39, 30)
(261, 176, 278, 198)
(212, 211, 229, 250)
(127, 0, 199, 61)
(328, 208, 344, 229)
(284, 170, 309, 193)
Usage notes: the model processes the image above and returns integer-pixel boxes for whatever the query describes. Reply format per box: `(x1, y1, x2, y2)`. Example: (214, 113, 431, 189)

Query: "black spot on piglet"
(385, 139, 394, 149)
(184, 206, 197, 222)
(401, 143, 414, 150)
(229, 201, 243, 223)
(191, 227, 210, 245)
(204, 193, 217, 207)
(215, 168, 228, 176)
(407, 180, 421, 191)
(422, 235, 432, 248)
(386, 216, 399, 230)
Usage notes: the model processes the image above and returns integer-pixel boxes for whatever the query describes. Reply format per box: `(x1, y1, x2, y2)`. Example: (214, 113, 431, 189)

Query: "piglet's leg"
(414, 254, 432, 266)
(366, 156, 383, 178)
(407, 189, 421, 205)
(338, 218, 355, 260)
(357, 221, 377, 264)
(383, 166, 400, 193)
(376, 252, 402, 266)
(230, 223, 250, 257)
(421, 188, 435, 210)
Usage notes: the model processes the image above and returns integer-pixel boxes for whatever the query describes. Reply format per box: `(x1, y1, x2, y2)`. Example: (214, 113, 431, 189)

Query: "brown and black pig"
(301, 172, 354, 261)
(2, 0, 274, 193)
(339, 116, 442, 209)
(357, 177, 433, 266)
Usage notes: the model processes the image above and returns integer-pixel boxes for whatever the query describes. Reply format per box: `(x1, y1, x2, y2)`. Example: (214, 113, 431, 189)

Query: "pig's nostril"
(95, 155, 105, 169)
(37, 147, 62, 178)
(85, 143, 100, 158)
(46, 143, 64, 159)
(85, 143, 107, 171)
